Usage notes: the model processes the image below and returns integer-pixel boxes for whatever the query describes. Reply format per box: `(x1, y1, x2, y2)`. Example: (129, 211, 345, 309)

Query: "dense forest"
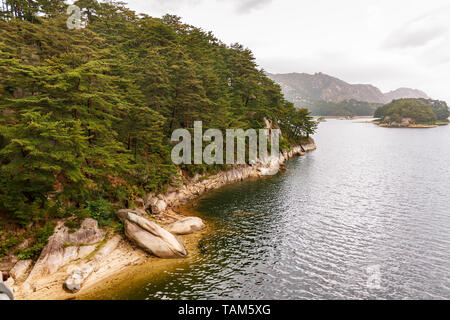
(0, 0, 316, 253)
(308, 99, 381, 116)
(374, 98, 450, 124)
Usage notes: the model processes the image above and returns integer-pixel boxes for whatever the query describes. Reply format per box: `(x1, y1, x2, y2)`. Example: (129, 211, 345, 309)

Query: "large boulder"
(166, 217, 205, 235)
(119, 212, 186, 258)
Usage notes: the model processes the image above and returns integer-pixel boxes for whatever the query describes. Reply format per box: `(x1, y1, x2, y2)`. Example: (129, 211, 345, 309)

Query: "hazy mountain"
(384, 88, 429, 102)
(267, 72, 430, 106)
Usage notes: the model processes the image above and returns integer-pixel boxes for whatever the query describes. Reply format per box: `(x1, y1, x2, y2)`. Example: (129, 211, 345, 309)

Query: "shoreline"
(355, 119, 449, 128)
(12, 140, 317, 300)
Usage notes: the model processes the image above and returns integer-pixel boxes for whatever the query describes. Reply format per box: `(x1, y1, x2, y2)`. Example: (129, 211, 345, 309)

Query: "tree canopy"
(0, 0, 317, 226)
(374, 98, 450, 124)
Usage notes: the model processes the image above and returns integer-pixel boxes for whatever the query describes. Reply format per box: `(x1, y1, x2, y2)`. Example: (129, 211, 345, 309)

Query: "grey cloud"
(234, 0, 273, 14)
(384, 8, 450, 49)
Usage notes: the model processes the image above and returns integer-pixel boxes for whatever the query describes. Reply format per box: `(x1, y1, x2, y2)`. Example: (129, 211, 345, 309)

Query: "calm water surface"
(113, 120, 450, 299)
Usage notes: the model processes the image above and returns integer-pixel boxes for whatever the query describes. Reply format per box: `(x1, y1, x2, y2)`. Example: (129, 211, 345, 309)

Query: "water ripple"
(123, 120, 450, 300)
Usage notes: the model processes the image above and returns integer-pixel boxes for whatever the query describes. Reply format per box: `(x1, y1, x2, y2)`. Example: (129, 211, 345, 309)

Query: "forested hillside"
(0, 0, 316, 239)
(308, 99, 381, 117)
(374, 98, 450, 125)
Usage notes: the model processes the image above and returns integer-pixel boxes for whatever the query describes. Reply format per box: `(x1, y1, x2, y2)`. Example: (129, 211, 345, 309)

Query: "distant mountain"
(267, 72, 430, 116)
(384, 88, 429, 102)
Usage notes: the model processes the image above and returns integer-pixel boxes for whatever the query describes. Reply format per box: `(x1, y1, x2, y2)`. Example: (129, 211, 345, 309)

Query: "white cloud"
(124, 0, 450, 102)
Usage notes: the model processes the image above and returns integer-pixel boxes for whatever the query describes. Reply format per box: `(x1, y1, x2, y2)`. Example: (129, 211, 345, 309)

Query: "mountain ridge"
(267, 72, 429, 106)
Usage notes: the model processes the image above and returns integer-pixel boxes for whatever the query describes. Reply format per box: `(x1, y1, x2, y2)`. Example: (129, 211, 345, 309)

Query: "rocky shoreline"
(371, 117, 450, 128)
(4, 139, 316, 300)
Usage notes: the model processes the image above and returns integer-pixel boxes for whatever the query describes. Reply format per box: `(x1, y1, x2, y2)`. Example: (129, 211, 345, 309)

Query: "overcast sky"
(125, 0, 450, 102)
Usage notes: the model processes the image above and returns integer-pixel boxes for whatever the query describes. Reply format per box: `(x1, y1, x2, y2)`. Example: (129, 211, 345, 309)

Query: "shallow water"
(106, 119, 450, 299)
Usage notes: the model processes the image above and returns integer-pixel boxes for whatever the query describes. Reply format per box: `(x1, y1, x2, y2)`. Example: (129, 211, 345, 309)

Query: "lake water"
(111, 119, 450, 299)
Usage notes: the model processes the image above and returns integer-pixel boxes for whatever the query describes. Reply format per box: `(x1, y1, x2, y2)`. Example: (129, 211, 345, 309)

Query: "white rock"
(25, 219, 105, 281)
(120, 212, 187, 258)
(64, 264, 94, 293)
(94, 235, 121, 262)
(10, 259, 33, 282)
(166, 217, 206, 235)
(151, 199, 167, 214)
(78, 245, 97, 259)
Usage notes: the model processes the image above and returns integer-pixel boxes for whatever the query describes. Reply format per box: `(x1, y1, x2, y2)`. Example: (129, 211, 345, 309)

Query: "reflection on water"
(108, 120, 450, 299)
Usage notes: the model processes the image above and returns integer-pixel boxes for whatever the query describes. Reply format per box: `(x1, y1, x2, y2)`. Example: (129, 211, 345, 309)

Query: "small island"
(373, 98, 450, 128)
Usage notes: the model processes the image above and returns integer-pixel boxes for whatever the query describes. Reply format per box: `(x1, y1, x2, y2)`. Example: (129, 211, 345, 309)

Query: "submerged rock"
(166, 217, 205, 235)
(119, 212, 187, 258)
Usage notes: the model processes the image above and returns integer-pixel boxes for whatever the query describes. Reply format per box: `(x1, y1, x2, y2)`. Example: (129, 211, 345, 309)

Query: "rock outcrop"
(166, 217, 205, 235)
(25, 219, 106, 282)
(64, 235, 121, 293)
(141, 140, 316, 214)
(9, 260, 33, 282)
(64, 264, 94, 293)
(119, 211, 187, 258)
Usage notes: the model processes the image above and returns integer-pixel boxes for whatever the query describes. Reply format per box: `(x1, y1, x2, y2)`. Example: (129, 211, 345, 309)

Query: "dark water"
(119, 120, 450, 299)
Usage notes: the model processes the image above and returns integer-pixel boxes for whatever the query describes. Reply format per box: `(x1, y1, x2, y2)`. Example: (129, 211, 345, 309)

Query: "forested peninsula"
(374, 98, 450, 128)
(0, 0, 317, 298)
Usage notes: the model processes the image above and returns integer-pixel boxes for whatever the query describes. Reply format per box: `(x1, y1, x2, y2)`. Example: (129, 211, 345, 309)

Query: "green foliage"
(0, 1, 317, 227)
(64, 219, 81, 233)
(15, 223, 55, 260)
(374, 98, 449, 124)
(85, 199, 115, 227)
(0, 231, 23, 258)
(278, 106, 318, 143)
(430, 100, 450, 121)
(308, 99, 381, 116)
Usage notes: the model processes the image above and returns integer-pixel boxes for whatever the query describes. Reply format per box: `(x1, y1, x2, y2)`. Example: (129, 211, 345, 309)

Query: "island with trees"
(373, 98, 450, 128)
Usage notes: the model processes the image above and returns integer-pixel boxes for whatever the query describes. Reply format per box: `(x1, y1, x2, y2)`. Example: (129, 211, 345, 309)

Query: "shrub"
(86, 199, 116, 227)
(15, 223, 55, 260)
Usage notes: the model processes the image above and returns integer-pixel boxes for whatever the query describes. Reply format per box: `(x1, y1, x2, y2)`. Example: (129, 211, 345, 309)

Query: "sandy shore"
(14, 205, 209, 300)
